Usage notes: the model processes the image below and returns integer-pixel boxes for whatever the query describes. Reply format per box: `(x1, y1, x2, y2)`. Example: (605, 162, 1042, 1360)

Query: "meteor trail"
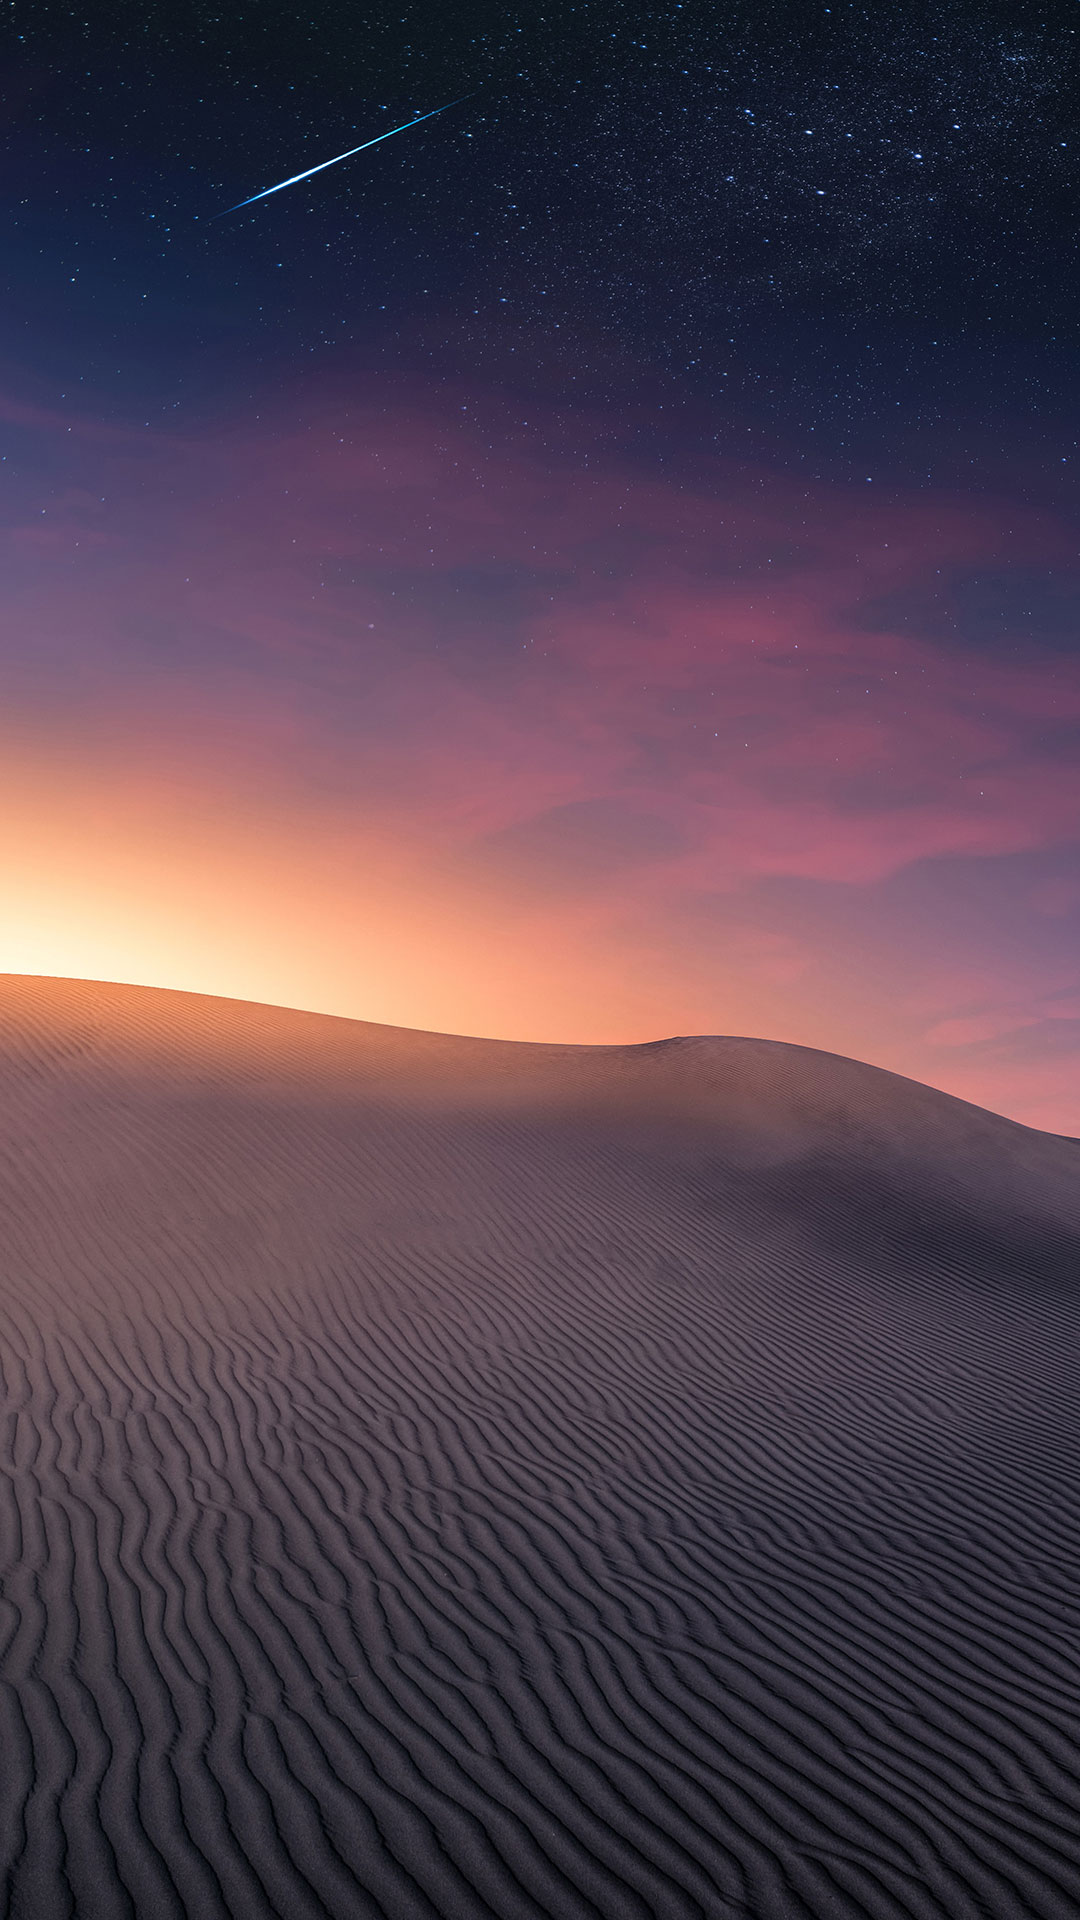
(217, 96, 473, 215)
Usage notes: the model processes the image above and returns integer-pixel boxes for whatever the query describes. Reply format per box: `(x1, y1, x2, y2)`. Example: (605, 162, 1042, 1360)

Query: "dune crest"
(1, 974, 1079, 1919)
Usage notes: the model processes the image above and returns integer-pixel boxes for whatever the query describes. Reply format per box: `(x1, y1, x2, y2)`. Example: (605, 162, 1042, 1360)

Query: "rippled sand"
(2, 974, 1078, 1919)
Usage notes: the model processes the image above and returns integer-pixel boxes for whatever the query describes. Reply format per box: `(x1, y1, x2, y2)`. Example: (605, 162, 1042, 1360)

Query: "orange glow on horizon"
(3, 385, 1078, 1135)
(0, 742, 740, 1045)
(4, 739, 1077, 1137)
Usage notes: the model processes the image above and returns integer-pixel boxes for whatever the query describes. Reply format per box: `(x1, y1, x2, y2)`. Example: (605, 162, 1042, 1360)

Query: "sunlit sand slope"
(1, 974, 1079, 1920)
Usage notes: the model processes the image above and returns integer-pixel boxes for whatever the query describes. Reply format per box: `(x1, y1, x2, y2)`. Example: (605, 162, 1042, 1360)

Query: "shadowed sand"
(1, 974, 1079, 1920)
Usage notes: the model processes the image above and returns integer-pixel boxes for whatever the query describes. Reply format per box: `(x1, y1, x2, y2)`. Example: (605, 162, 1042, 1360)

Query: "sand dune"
(1, 975, 1078, 1920)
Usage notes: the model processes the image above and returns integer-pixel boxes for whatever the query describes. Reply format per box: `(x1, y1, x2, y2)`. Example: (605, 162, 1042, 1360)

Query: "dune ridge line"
(1, 973, 1078, 1919)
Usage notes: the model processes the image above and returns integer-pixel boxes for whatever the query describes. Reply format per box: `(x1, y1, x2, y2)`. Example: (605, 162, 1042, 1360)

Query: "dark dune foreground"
(2, 978, 1079, 1920)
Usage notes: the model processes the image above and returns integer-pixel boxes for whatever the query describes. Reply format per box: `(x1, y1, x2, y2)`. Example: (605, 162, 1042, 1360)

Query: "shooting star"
(218, 96, 473, 215)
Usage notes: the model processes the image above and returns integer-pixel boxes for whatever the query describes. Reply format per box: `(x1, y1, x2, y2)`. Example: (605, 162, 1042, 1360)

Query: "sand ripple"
(1, 975, 1079, 1919)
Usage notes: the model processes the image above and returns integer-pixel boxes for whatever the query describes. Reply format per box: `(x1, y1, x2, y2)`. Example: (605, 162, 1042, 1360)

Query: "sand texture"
(1, 974, 1079, 1920)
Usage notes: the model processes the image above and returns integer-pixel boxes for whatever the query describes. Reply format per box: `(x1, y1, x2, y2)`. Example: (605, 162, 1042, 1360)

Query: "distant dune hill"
(1, 975, 1078, 1920)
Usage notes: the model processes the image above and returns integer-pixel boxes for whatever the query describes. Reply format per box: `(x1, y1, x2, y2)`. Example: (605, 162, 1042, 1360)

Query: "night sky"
(4, 0, 1080, 1128)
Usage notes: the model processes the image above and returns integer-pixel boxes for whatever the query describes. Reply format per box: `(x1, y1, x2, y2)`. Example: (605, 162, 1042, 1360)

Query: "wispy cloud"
(2, 377, 1077, 1128)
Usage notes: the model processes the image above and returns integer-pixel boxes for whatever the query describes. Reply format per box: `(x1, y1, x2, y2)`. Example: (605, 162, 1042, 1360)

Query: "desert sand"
(1, 973, 1078, 1919)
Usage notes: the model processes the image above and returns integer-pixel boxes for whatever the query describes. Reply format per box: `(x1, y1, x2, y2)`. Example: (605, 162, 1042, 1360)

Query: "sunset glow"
(4, 380, 1078, 1128)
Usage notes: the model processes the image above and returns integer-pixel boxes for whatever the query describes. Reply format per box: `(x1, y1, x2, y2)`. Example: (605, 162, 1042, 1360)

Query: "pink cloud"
(6, 389, 1080, 892)
(2, 374, 1078, 1128)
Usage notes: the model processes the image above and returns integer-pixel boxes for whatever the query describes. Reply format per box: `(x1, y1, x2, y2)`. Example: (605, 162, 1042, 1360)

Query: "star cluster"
(5, 1, 1078, 388)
